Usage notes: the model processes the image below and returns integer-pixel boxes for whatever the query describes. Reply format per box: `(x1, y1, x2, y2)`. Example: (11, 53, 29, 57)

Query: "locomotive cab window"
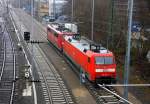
(95, 57, 104, 64)
(95, 57, 113, 65)
(104, 57, 114, 64)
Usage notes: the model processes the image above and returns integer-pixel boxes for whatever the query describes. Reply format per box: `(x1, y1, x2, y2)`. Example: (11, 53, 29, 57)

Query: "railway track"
(97, 87, 122, 104)
(85, 81, 133, 104)
(0, 21, 16, 104)
(30, 44, 74, 104)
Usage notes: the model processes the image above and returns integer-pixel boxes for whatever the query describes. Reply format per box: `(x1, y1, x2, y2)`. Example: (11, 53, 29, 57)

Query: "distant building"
(38, 2, 49, 17)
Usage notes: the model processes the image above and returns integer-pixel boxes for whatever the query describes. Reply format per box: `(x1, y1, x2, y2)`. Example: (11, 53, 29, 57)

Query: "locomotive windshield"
(95, 57, 114, 65)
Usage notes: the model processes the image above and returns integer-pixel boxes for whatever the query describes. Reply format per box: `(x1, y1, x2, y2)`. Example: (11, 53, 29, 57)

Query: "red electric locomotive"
(62, 35, 116, 83)
(47, 23, 77, 51)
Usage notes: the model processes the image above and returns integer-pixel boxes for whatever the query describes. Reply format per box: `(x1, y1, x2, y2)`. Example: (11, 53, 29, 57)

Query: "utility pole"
(71, 0, 74, 22)
(124, 0, 133, 102)
(37, 0, 40, 20)
(109, 0, 115, 49)
(38, 0, 41, 20)
(6, 0, 9, 13)
(18, 0, 22, 35)
(31, 0, 34, 35)
(48, 0, 51, 16)
(19, 0, 20, 8)
(31, 0, 34, 81)
(91, 0, 94, 41)
(53, 0, 56, 18)
(31, 0, 34, 29)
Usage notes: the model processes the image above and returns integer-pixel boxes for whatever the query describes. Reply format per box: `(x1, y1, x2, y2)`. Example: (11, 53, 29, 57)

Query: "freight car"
(47, 23, 116, 83)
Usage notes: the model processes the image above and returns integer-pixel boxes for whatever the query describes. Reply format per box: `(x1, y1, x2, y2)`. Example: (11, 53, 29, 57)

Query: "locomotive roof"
(64, 35, 112, 55)
(47, 23, 75, 34)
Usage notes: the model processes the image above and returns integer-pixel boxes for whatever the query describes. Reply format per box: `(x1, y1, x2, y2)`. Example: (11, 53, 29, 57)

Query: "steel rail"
(8, 31, 16, 104)
(0, 3, 16, 102)
(30, 44, 53, 104)
(0, 0, 6, 83)
(0, 1, 16, 103)
(37, 67, 53, 104)
(0, 33, 6, 81)
(98, 84, 133, 104)
(4, 19, 16, 104)
(0, 24, 15, 104)
(35, 45, 73, 104)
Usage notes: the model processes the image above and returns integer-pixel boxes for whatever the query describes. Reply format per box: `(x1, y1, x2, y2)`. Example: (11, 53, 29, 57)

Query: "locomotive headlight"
(95, 68, 115, 72)
(106, 68, 115, 72)
(95, 69, 104, 72)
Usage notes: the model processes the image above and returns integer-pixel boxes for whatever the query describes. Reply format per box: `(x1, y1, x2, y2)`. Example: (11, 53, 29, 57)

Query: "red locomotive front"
(92, 52, 116, 83)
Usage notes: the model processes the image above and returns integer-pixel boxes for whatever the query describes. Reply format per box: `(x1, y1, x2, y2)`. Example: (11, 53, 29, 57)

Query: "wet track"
(33, 45, 74, 104)
(0, 19, 16, 104)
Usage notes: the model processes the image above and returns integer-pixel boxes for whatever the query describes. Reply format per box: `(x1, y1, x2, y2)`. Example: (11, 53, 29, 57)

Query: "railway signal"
(24, 31, 30, 41)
